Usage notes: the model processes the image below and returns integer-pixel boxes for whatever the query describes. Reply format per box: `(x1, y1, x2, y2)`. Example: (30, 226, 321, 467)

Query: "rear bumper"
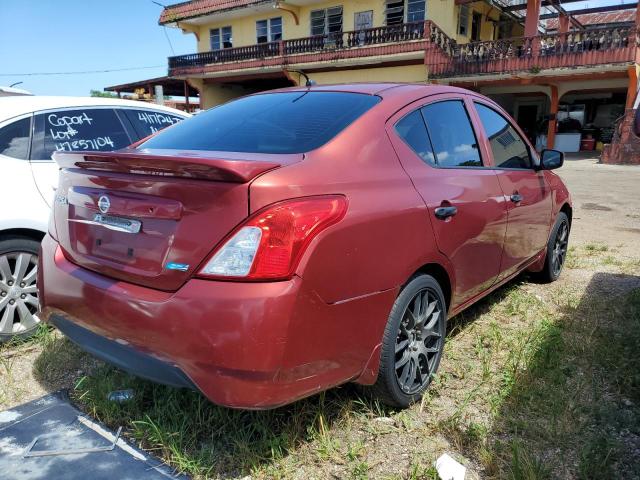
(49, 314, 196, 390)
(39, 234, 394, 409)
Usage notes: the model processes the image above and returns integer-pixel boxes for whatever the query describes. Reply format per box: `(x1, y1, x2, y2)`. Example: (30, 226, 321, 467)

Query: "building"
(105, 76, 200, 113)
(159, 0, 640, 162)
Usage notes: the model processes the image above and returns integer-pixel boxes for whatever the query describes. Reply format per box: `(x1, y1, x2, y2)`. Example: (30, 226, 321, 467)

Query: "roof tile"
(159, 0, 268, 24)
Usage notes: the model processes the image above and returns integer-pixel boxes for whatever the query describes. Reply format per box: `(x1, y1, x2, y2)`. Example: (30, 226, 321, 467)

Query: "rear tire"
(0, 237, 41, 343)
(370, 274, 446, 408)
(537, 212, 570, 283)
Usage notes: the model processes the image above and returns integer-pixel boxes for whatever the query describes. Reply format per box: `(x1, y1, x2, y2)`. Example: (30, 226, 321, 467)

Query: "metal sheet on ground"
(0, 391, 187, 479)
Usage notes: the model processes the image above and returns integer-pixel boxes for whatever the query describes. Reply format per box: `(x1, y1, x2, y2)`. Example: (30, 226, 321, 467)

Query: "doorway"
(517, 104, 539, 143)
(471, 12, 482, 41)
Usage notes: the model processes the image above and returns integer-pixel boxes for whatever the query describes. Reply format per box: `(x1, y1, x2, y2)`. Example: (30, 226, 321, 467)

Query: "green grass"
(21, 245, 640, 478)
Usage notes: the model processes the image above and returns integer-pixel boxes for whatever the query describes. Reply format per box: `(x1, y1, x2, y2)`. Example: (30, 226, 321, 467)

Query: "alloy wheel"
(394, 288, 444, 395)
(552, 221, 569, 277)
(0, 252, 40, 335)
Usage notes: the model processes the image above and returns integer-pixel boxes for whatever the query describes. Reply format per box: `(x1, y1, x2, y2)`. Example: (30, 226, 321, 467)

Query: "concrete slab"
(0, 391, 187, 480)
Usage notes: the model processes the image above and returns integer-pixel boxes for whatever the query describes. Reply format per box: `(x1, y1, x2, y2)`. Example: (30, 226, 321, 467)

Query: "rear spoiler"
(52, 149, 283, 183)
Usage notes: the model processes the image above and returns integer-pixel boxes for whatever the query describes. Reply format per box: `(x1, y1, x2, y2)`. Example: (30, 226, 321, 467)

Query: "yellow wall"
(456, 2, 501, 44)
(197, 64, 427, 109)
(189, 0, 521, 52)
(291, 64, 427, 86)
(184, 0, 526, 52)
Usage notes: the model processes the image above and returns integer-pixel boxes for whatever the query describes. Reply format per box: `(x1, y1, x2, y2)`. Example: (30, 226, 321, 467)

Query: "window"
(385, 0, 425, 25)
(210, 26, 232, 50)
(0, 117, 31, 160)
(475, 103, 532, 169)
(31, 108, 131, 160)
(311, 6, 343, 36)
(421, 101, 482, 167)
(385, 1, 404, 25)
(256, 17, 282, 43)
(395, 110, 435, 166)
(122, 109, 185, 140)
(458, 5, 469, 36)
(407, 0, 426, 22)
(140, 92, 380, 155)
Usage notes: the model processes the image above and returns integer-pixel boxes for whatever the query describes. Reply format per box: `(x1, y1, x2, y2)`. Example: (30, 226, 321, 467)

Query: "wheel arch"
(413, 262, 452, 312)
(0, 228, 46, 244)
(559, 202, 572, 226)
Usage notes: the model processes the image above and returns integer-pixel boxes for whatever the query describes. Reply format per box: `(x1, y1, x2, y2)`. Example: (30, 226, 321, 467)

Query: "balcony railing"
(168, 20, 639, 78)
(428, 25, 639, 78)
(168, 21, 427, 72)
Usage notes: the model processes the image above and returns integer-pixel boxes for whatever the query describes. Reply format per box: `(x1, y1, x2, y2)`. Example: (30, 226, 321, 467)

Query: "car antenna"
(293, 70, 316, 88)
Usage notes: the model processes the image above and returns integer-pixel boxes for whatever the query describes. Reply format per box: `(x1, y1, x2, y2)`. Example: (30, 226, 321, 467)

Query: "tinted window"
(421, 101, 482, 167)
(141, 92, 380, 155)
(475, 103, 532, 169)
(123, 109, 185, 140)
(0, 117, 31, 160)
(31, 108, 131, 160)
(395, 110, 435, 166)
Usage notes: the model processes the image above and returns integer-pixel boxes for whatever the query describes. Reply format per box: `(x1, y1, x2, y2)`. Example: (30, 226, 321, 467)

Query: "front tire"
(0, 237, 41, 343)
(370, 274, 446, 408)
(538, 212, 570, 283)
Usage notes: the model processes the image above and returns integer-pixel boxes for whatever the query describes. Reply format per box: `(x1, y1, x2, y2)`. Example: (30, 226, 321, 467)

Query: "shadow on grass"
(446, 272, 640, 479)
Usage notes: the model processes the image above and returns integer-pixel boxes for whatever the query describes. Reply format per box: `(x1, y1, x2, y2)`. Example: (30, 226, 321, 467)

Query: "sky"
(0, 0, 196, 96)
(0, 0, 636, 97)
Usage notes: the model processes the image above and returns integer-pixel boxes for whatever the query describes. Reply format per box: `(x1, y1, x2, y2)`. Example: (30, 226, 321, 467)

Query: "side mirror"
(540, 149, 564, 170)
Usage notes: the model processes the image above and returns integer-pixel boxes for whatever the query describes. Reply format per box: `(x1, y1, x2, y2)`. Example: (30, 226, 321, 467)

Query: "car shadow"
(447, 271, 640, 478)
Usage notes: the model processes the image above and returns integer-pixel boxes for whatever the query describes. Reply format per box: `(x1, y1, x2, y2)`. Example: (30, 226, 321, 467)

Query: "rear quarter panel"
(248, 105, 450, 305)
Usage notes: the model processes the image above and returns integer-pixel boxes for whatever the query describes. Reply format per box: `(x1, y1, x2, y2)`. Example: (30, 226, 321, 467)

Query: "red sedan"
(39, 84, 571, 409)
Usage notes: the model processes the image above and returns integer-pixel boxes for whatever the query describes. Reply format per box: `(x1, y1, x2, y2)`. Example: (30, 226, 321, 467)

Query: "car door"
(29, 107, 133, 206)
(0, 114, 50, 231)
(387, 95, 508, 307)
(470, 100, 553, 280)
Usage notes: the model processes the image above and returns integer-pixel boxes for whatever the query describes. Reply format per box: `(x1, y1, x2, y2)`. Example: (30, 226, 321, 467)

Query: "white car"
(0, 96, 189, 340)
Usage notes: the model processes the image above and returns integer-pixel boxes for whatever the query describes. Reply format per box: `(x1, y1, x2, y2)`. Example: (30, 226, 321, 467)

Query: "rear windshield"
(139, 91, 380, 154)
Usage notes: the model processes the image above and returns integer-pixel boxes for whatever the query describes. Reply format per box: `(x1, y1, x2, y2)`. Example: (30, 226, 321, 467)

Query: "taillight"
(198, 195, 347, 281)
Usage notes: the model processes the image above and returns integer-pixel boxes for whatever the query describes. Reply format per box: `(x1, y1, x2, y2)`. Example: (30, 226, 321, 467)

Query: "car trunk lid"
(52, 149, 299, 291)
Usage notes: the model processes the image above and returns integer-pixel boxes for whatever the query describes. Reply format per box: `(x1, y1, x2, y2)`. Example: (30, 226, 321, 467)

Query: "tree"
(90, 89, 118, 98)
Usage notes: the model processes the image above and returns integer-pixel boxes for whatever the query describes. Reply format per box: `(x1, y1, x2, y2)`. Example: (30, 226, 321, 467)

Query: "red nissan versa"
(38, 84, 571, 409)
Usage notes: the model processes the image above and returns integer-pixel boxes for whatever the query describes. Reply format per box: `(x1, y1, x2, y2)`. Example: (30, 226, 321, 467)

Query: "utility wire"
(0, 65, 165, 77)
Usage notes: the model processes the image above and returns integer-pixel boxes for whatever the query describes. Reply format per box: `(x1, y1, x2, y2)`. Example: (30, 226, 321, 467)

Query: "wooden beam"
(503, 0, 587, 13)
(539, 3, 638, 19)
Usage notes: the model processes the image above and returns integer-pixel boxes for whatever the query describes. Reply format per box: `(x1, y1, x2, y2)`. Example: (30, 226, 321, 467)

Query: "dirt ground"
(1, 156, 639, 479)
(556, 154, 640, 257)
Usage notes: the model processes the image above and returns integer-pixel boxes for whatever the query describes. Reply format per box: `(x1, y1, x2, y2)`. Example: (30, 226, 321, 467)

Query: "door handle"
(434, 206, 458, 220)
(510, 193, 523, 203)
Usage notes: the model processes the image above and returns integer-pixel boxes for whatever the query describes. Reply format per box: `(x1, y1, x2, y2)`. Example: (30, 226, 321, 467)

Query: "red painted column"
(626, 65, 638, 109)
(559, 14, 570, 34)
(524, 0, 542, 37)
(547, 85, 559, 150)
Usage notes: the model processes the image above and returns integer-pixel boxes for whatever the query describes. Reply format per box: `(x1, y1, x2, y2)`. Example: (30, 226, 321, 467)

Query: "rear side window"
(0, 117, 31, 160)
(421, 100, 482, 168)
(122, 109, 185, 140)
(395, 110, 436, 166)
(31, 108, 132, 160)
(475, 103, 532, 169)
(140, 92, 381, 154)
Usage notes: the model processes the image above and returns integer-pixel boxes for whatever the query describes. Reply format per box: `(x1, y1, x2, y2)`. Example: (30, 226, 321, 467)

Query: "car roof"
(0, 96, 190, 122)
(265, 82, 471, 98)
